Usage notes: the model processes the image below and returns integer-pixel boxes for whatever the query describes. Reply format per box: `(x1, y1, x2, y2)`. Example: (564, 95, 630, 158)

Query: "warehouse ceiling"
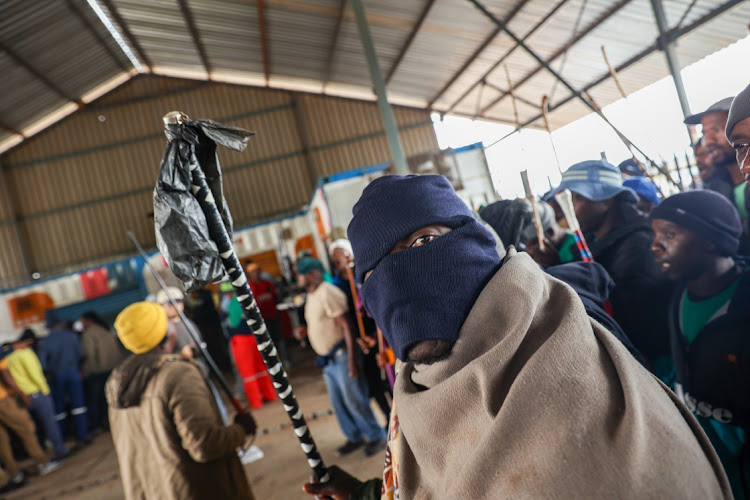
(0, 0, 748, 154)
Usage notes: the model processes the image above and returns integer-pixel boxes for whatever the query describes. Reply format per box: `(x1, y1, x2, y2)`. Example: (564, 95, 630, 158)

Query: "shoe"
(363, 438, 386, 457)
(0, 476, 25, 493)
(10, 472, 24, 485)
(38, 460, 64, 476)
(335, 440, 364, 456)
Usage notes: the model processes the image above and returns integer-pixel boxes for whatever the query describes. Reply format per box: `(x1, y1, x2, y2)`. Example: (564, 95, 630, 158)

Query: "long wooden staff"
(541, 95, 563, 176)
(506, 66, 546, 252)
(599, 45, 675, 194)
(554, 189, 593, 262)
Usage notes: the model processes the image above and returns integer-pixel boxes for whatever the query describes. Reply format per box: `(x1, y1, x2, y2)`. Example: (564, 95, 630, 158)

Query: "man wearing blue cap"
(302, 174, 730, 500)
(651, 190, 750, 499)
(623, 176, 660, 214)
(553, 160, 675, 379)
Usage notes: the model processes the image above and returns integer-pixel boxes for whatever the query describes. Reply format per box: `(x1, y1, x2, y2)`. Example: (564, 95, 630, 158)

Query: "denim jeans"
(322, 351, 385, 444)
(51, 367, 88, 442)
(29, 392, 68, 456)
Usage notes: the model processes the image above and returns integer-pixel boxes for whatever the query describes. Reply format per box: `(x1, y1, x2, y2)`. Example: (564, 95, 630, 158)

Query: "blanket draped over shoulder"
(388, 249, 731, 499)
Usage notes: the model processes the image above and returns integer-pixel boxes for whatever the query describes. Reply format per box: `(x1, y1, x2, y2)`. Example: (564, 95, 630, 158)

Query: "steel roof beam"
(445, 0, 569, 115)
(385, 0, 436, 85)
(257, 0, 271, 85)
(0, 41, 82, 105)
(177, 0, 212, 76)
(475, 0, 632, 116)
(323, 0, 347, 88)
(483, 81, 537, 109)
(428, 0, 529, 108)
(0, 123, 23, 138)
(100, 0, 153, 71)
(494, 0, 744, 135)
(65, 0, 130, 73)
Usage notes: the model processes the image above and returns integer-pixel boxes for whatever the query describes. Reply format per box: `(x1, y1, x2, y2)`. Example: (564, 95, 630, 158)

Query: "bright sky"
(433, 35, 750, 200)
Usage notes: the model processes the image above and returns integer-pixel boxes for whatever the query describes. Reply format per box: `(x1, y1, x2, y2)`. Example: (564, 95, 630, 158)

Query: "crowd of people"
(0, 308, 124, 493)
(3, 86, 748, 499)
(301, 85, 750, 499)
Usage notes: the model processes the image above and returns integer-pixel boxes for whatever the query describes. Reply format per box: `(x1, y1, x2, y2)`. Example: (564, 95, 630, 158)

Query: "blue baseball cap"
(555, 160, 638, 203)
(623, 177, 660, 206)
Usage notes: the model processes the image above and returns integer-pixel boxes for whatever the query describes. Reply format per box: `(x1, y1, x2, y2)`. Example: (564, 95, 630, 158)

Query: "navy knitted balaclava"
(348, 175, 501, 361)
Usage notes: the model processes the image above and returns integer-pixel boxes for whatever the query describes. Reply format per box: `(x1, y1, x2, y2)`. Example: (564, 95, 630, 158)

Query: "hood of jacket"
(106, 352, 182, 409)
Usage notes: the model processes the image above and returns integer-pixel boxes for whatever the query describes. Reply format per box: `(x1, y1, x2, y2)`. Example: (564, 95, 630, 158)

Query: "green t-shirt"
(680, 278, 740, 344)
(557, 232, 578, 264)
(733, 183, 748, 220)
(679, 277, 747, 498)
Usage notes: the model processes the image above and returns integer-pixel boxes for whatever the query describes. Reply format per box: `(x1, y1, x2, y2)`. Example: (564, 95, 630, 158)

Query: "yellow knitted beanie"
(114, 302, 168, 354)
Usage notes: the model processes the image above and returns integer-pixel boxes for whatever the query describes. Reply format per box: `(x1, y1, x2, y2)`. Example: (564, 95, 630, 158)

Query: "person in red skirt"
(227, 294, 277, 410)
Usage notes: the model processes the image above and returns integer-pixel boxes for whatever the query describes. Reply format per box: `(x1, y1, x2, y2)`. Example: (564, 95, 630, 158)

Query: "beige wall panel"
(24, 191, 154, 272)
(0, 224, 25, 284)
(222, 108, 303, 169)
(223, 156, 309, 225)
(3, 75, 438, 281)
(401, 124, 440, 155)
(8, 138, 163, 216)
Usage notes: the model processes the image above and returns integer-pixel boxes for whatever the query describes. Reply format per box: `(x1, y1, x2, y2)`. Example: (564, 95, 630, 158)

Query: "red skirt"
(231, 335, 277, 409)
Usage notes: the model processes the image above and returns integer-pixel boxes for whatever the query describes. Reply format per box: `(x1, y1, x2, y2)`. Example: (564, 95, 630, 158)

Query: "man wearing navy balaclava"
(303, 174, 730, 500)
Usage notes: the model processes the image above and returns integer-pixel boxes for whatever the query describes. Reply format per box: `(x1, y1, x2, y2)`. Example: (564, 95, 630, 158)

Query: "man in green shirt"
(651, 189, 750, 499)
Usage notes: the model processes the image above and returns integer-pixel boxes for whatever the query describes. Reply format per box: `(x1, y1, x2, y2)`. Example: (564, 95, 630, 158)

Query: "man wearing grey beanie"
(727, 83, 750, 181)
(686, 96, 750, 255)
(726, 83, 750, 255)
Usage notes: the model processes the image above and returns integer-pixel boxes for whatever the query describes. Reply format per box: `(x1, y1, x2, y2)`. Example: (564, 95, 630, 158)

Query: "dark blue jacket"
(669, 265, 750, 429)
(545, 261, 647, 367)
(38, 328, 82, 374)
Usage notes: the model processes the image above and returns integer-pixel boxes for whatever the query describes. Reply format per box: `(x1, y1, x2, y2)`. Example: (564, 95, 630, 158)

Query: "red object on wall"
(80, 268, 111, 299)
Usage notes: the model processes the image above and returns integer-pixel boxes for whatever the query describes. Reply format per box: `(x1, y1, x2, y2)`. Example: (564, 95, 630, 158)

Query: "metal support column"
(649, 0, 692, 120)
(350, 0, 409, 175)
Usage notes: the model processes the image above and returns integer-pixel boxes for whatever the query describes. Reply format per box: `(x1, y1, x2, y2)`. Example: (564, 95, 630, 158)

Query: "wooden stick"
(520, 170, 546, 252)
(554, 190, 593, 262)
(601, 46, 627, 100)
(541, 95, 563, 176)
(344, 265, 367, 340)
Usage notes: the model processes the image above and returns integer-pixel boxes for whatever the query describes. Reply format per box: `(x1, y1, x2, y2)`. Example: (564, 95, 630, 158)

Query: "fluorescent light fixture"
(86, 0, 146, 73)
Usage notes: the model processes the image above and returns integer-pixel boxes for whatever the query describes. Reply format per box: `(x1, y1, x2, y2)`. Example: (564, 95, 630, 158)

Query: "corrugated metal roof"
(0, 0, 748, 152)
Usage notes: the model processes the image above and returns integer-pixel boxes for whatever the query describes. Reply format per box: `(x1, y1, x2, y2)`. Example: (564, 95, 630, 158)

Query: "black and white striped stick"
(184, 136, 329, 483)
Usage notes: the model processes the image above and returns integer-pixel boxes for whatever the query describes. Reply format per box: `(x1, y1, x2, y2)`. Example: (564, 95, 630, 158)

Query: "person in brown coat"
(106, 301, 256, 500)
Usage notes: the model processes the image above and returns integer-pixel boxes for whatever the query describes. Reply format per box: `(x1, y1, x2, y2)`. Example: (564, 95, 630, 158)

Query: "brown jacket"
(106, 353, 253, 500)
(81, 324, 122, 375)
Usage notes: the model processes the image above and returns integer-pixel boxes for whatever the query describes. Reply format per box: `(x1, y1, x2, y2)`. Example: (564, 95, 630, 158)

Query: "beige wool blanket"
(389, 250, 731, 499)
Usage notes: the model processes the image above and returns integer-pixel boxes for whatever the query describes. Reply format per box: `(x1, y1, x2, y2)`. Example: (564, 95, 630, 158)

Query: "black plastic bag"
(154, 118, 254, 291)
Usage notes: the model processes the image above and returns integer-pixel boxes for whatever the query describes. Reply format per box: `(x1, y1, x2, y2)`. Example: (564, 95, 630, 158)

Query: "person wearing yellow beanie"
(106, 301, 257, 499)
(114, 302, 168, 354)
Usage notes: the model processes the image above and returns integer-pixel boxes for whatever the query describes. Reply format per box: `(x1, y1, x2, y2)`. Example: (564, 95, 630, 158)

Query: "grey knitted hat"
(726, 83, 750, 138)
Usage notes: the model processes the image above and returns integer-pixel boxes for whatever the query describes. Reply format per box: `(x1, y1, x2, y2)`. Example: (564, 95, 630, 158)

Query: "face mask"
(360, 222, 500, 361)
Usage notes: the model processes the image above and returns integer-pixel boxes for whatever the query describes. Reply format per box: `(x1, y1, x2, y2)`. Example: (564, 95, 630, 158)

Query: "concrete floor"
(6, 347, 389, 499)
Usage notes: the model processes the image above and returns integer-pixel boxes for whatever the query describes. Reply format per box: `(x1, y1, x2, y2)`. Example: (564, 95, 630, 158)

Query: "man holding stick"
(107, 302, 256, 500)
(302, 174, 730, 499)
(294, 256, 386, 458)
(552, 160, 675, 380)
